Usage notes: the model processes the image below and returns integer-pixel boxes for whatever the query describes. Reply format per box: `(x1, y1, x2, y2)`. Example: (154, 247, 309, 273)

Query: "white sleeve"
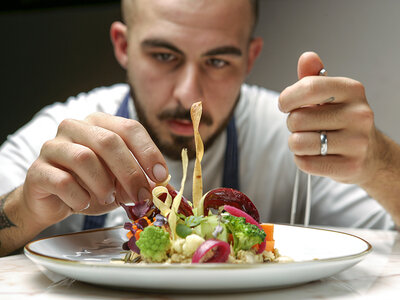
(309, 174, 395, 229)
(0, 84, 128, 196)
(0, 108, 59, 195)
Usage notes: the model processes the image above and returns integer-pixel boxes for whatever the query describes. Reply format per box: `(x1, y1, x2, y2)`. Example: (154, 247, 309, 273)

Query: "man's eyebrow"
(141, 39, 183, 55)
(203, 46, 242, 57)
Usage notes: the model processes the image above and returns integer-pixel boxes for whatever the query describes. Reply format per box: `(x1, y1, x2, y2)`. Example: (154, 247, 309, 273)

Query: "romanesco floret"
(136, 226, 170, 262)
(223, 214, 266, 253)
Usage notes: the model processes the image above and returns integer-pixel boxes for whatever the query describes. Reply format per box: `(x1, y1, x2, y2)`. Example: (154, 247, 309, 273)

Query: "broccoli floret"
(223, 214, 266, 253)
(136, 226, 170, 262)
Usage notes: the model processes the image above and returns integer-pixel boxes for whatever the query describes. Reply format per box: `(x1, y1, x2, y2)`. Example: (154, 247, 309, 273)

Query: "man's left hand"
(279, 51, 380, 186)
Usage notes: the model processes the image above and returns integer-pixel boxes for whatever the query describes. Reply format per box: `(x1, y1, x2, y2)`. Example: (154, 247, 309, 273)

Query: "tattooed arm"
(0, 186, 48, 257)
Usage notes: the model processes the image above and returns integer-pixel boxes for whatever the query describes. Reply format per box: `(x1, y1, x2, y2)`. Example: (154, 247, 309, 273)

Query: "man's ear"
(110, 21, 128, 69)
(246, 37, 263, 74)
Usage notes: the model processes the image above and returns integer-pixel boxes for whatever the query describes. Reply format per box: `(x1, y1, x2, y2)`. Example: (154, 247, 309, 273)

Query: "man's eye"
(207, 58, 228, 68)
(153, 53, 176, 62)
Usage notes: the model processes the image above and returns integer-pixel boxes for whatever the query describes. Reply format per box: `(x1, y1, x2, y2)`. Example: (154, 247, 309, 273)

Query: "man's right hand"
(22, 112, 169, 227)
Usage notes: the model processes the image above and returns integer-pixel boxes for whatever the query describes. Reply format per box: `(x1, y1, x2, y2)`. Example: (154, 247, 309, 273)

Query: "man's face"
(122, 0, 259, 159)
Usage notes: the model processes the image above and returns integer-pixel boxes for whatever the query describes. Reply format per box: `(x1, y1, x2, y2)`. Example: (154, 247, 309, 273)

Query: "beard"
(129, 86, 239, 160)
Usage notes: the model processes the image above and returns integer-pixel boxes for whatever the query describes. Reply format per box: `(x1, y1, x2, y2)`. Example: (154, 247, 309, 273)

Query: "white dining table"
(1, 226, 399, 300)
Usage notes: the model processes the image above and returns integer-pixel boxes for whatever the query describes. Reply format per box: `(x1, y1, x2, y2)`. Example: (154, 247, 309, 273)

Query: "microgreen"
(176, 223, 193, 238)
(184, 215, 206, 227)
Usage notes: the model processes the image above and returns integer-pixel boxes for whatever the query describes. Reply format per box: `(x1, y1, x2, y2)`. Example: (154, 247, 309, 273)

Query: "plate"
(24, 225, 371, 291)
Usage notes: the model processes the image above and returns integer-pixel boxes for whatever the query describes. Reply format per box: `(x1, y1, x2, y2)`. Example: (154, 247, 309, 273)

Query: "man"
(0, 0, 399, 257)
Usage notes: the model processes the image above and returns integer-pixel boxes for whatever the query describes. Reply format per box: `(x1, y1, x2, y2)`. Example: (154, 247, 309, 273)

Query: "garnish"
(153, 214, 168, 227)
(136, 226, 171, 263)
(184, 215, 206, 227)
(223, 214, 266, 254)
(119, 101, 281, 264)
(203, 188, 260, 222)
(191, 102, 205, 214)
(223, 205, 266, 254)
(176, 223, 193, 238)
(191, 239, 230, 263)
(120, 200, 152, 221)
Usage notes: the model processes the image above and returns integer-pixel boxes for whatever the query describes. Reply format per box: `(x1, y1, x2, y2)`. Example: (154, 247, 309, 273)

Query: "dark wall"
(0, 3, 125, 144)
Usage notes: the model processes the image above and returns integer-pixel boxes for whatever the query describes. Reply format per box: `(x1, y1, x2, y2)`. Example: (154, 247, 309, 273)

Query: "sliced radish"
(192, 239, 230, 263)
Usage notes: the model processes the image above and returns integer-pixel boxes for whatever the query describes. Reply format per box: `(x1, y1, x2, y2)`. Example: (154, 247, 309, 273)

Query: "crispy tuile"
(191, 101, 204, 214)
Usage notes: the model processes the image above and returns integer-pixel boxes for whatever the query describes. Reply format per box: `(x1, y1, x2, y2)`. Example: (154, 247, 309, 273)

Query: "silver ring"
(320, 131, 328, 156)
(319, 68, 328, 76)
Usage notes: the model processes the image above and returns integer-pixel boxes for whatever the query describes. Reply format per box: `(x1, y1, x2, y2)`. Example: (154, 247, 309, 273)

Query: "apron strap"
(83, 92, 240, 230)
(223, 116, 240, 190)
(115, 91, 131, 119)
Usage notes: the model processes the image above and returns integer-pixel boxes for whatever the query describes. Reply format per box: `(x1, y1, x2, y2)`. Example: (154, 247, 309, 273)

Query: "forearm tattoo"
(0, 192, 16, 230)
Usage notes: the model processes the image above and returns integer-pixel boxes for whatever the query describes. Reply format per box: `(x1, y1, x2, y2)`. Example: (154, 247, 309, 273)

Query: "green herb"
(176, 223, 193, 238)
(185, 215, 206, 227)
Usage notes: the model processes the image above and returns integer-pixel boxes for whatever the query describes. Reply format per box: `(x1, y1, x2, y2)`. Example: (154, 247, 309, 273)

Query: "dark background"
(0, 1, 125, 144)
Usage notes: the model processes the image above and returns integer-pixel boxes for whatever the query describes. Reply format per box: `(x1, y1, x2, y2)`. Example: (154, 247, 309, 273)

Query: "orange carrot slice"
(261, 223, 274, 241)
(135, 229, 142, 241)
(265, 240, 275, 252)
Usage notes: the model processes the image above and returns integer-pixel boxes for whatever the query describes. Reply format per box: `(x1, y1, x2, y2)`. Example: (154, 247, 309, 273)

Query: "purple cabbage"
(120, 200, 151, 221)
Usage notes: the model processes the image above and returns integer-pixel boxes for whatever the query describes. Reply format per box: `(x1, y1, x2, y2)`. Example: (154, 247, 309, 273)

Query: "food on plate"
(119, 102, 285, 264)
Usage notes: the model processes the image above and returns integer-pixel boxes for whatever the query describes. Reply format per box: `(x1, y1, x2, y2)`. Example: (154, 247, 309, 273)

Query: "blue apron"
(83, 92, 239, 230)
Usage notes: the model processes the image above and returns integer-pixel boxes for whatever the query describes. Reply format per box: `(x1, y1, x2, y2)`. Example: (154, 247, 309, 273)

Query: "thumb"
(297, 51, 325, 80)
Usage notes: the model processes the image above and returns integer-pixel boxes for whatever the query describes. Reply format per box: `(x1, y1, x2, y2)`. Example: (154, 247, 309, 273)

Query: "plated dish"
(24, 101, 371, 291)
(24, 224, 371, 291)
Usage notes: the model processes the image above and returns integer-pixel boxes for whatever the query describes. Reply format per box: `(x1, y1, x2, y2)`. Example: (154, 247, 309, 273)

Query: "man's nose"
(172, 64, 204, 108)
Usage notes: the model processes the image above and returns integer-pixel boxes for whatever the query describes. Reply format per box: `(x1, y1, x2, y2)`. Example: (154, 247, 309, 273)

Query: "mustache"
(158, 105, 213, 126)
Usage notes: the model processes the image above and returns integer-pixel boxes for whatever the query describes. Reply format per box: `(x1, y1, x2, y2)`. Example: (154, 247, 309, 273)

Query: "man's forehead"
(124, 0, 253, 34)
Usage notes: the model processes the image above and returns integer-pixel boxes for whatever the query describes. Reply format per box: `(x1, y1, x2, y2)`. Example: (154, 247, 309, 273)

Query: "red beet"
(203, 188, 260, 222)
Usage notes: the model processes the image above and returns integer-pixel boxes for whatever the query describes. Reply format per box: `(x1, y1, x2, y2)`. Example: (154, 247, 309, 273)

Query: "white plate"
(24, 225, 371, 291)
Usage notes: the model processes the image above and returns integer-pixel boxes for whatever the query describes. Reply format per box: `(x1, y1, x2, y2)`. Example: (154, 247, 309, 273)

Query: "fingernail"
(105, 192, 115, 205)
(153, 163, 167, 182)
(138, 187, 151, 203)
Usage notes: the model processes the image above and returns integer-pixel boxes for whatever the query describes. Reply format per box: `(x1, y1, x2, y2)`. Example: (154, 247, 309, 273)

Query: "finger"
(86, 113, 169, 184)
(115, 180, 132, 204)
(286, 103, 354, 132)
(287, 101, 374, 133)
(289, 130, 369, 157)
(294, 154, 363, 183)
(57, 118, 151, 203)
(297, 51, 325, 79)
(30, 160, 91, 212)
(41, 140, 116, 205)
(279, 76, 365, 113)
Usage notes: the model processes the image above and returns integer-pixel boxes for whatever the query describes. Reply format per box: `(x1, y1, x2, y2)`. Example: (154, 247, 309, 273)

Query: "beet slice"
(203, 188, 260, 222)
(121, 187, 193, 221)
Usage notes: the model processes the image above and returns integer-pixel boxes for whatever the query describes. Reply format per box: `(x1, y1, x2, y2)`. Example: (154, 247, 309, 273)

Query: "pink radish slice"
(192, 239, 230, 263)
(223, 205, 266, 254)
